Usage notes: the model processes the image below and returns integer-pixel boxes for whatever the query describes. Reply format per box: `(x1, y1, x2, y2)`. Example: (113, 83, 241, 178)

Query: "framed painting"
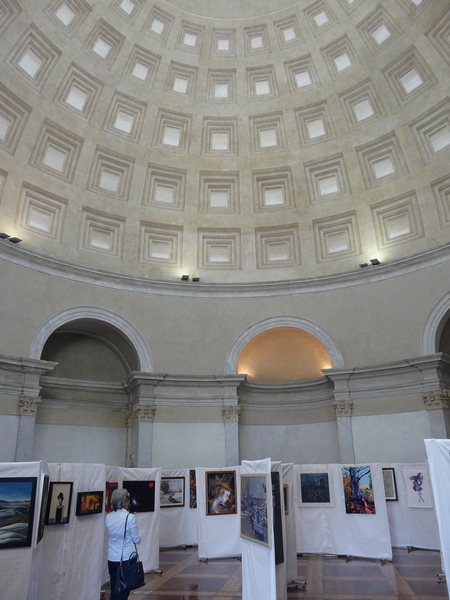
(123, 480, 155, 512)
(283, 483, 288, 515)
(382, 468, 398, 501)
(206, 471, 237, 515)
(298, 470, 334, 507)
(0, 477, 37, 549)
(36, 474, 49, 545)
(76, 491, 103, 516)
(189, 470, 197, 509)
(105, 481, 118, 513)
(45, 482, 73, 525)
(240, 473, 272, 548)
(160, 477, 185, 508)
(342, 466, 376, 514)
(271, 472, 284, 565)
(403, 467, 433, 508)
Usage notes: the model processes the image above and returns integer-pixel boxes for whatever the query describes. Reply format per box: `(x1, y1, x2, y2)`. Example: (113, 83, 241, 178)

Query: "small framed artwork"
(206, 471, 237, 515)
(342, 466, 376, 514)
(75, 491, 103, 516)
(105, 482, 118, 513)
(123, 480, 155, 513)
(382, 468, 398, 501)
(403, 467, 433, 508)
(240, 473, 272, 548)
(283, 483, 288, 515)
(298, 470, 334, 508)
(45, 482, 73, 525)
(36, 475, 50, 545)
(189, 470, 197, 509)
(160, 477, 185, 508)
(0, 477, 37, 549)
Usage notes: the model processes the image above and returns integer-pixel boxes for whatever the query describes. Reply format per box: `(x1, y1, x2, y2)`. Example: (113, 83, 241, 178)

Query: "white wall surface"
(352, 412, 432, 463)
(32, 424, 126, 465)
(0, 415, 19, 461)
(239, 422, 340, 464)
(152, 422, 225, 468)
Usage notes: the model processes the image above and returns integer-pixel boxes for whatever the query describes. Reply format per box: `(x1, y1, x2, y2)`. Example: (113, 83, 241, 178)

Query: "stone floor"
(102, 546, 448, 600)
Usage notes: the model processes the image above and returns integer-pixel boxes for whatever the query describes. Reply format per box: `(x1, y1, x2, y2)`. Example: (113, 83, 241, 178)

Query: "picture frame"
(36, 474, 49, 545)
(0, 477, 37, 549)
(75, 491, 104, 516)
(271, 471, 284, 565)
(105, 481, 118, 514)
(160, 477, 185, 508)
(206, 471, 237, 515)
(382, 468, 398, 501)
(189, 470, 197, 509)
(45, 482, 73, 525)
(298, 469, 334, 508)
(123, 480, 155, 513)
(403, 467, 433, 508)
(240, 473, 272, 548)
(342, 466, 376, 514)
(283, 483, 288, 515)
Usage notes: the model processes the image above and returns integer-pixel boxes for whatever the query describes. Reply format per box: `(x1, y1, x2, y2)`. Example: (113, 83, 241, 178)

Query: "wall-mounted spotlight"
(192, 277, 200, 282)
(0, 233, 22, 243)
(359, 263, 369, 268)
(180, 274, 190, 281)
(0, 233, 10, 239)
(370, 258, 380, 265)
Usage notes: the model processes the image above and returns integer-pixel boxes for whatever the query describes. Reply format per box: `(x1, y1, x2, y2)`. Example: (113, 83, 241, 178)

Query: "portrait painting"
(123, 480, 155, 513)
(299, 470, 334, 507)
(206, 471, 237, 515)
(76, 490, 103, 516)
(0, 477, 37, 549)
(45, 482, 73, 525)
(160, 477, 185, 508)
(36, 475, 49, 545)
(342, 466, 376, 514)
(382, 468, 398, 501)
(189, 470, 197, 509)
(240, 473, 272, 548)
(105, 481, 118, 513)
(403, 467, 433, 508)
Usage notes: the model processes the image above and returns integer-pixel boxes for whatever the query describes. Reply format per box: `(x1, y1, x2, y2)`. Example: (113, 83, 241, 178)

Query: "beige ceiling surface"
(0, 0, 449, 284)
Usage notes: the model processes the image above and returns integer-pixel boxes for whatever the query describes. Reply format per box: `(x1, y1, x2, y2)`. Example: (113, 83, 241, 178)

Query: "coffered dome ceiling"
(0, 0, 449, 285)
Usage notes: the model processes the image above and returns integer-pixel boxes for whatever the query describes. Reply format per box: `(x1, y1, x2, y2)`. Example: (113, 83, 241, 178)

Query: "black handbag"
(114, 514, 145, 594)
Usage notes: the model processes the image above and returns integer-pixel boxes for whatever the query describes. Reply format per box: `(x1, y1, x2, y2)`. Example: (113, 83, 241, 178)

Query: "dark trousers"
(108, 560, 130, 600)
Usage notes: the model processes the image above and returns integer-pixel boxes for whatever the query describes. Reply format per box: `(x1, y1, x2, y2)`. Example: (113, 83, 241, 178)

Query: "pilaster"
(15, 396, 41, 461)
(222, 405, 241, 466)
(332, 400, 355, 463)
(423, 390, 450, 439)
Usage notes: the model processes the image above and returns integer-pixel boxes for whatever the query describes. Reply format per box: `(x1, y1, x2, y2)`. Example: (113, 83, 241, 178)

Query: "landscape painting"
(403, 467, 433, 508)
(240, 473, 272, 548)
(342, 466, 376, 514)
(160, 477, 185, 508)
(299, 471, 333, 507)
(0, 477, 37, 549)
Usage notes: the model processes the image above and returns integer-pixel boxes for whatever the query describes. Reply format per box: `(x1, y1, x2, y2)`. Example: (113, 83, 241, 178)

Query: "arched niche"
(422, 292, 450, 355)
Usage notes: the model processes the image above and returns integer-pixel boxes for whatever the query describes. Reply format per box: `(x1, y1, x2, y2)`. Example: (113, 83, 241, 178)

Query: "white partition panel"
(272, 461, 287, 600)
(160, 468, 198, 547)
(197, 466, 241, 559)
(295, 463, 392, 560)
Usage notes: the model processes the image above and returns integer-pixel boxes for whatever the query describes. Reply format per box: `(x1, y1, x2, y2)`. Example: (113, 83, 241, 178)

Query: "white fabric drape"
(241, 458, 276, 600)
(196, 466, 242, 559)
(159, 468, 198, 547)
(272, 461, 287, 600)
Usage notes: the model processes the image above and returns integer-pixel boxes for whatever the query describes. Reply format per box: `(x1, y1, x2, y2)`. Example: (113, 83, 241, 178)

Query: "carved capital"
(222, 405, 241, 423)
(19, 396, 41, 416)
(333, 399, 353, 417)
(423, 390, 450, 410)
(133, 404, 156, 422)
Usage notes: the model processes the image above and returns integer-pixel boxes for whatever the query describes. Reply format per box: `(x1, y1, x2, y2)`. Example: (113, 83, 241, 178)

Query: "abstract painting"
(45, 482, 73, 525)
(403, 467, 433, 508)
(342, 466, 376, 514)
(206, 471, 236, 515)
(123, 480, 155, 512)
(75, 491, 103, 516)
(105, 481, 118, 513)
(160, 477, 185, 508)
(189, 470, 197, 509)
(240, 473, 272, 548)
(0, 477, 37, 549)
(299, 470, 333, 507)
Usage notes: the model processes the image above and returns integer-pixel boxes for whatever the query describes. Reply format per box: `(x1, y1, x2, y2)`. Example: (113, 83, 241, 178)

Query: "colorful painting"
(342, 466, 376, 514)
(403, 467, 433, 508)
(189, 470, 197, 509)
(160, 477, 185, 508)
(0, 477, 37, 549)
(75, 491, 103, 516)
(299, 471, 334, 507)
(105, 481, 118, 513)
(206, 471, 237, 515)
(123, 480, 155, 512)
(382, 468, 398, 501)
(36, 475, 49, 545)
(240, 473, 272, 548)
(45, 482, 73, 525)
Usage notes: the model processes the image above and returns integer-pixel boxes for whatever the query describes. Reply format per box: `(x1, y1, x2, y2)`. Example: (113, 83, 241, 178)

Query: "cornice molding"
(0, 353, 57, 375)
(1, 241, 450, 298)
(39, 376, 125, 394)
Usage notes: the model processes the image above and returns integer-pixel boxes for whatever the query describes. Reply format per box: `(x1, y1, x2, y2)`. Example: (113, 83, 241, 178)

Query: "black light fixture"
(180, 274, 189, 281)
(359, 263, 369, 268)
(0, 233, 10, 239)
(8, 237, 22, 244)
(192, 277, 200, 282)
(370, 258, 380, 265)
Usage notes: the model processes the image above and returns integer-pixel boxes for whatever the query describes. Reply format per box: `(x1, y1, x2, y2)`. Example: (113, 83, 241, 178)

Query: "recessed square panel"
(264, 187, 284, 206)
(295, 70, 312, 88)
(214, 83, 228, 98)
(210, 190, 229, 208)
(400, 68, 423, 94)
(372, 23, 390, 45)
(430, 126, 450, 152)
(43, 145, 66, 172)
(66, 85, 88, 111)
(217, 38, 229, 51)
(163, 126, 181, 146)
(314, 11, 329, 27)
(132, 62, 149, 80)
(307, 118, 325, 139)
(259, 128, 277, 148)
(18, 49, 42, 77)
(373, 157, 395, 179)
(334, 52, 351, 72)
(318, 175, 339, 196)
(251, 36, 263, 49)
(184, 32, 197, 46)
(120, 0, 135, 15)
(0, 115, 10, 140)
(114, 111, 134, 133)
(100, 169, 120, 192)
(283, 27, 296, 42)
(151, 19, 164, 34)
(173, 77, 188, 93)
(354, 99, 374, 122)
(255, 80, 270, 96)
(155, 184, 174, 204)
(93, 38, 111, 58)
(211, 132, 229, 150)
(55, 3, 76, 26)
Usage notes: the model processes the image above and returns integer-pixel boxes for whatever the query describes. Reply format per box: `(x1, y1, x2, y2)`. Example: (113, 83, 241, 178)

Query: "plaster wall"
(0, 416, 19, 461)
(239, 421, 340, 465)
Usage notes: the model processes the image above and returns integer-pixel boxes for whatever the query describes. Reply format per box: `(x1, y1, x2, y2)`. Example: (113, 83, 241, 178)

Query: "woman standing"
(105, 489, 141, 600)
